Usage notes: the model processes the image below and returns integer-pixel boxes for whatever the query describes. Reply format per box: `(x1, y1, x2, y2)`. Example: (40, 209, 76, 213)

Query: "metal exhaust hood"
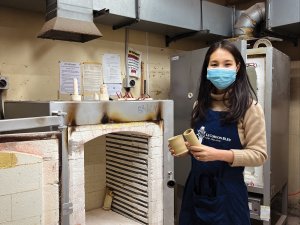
(37, 0, 102, 43)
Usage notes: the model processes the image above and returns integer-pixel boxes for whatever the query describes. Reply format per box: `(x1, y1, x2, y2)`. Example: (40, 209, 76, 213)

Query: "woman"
(170, 40, 268, 225)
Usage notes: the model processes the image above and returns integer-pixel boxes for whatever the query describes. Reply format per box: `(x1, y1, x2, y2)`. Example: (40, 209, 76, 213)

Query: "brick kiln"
(1, 100, 174, 225)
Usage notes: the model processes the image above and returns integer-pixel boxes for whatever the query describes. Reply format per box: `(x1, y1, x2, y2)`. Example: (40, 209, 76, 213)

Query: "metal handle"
(188, 92, 193, 99)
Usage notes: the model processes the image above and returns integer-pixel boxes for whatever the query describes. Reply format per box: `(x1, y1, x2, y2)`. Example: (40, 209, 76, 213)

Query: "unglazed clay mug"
(168, 134, 189, 156)
(183, 128, 201, 146)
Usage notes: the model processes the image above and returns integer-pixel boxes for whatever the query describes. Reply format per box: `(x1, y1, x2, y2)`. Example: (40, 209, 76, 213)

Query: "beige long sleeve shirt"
(210, 93, 268, 167)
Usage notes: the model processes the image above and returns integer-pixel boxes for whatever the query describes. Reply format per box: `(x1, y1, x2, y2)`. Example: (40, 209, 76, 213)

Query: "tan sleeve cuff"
(231, 149, 245, 167)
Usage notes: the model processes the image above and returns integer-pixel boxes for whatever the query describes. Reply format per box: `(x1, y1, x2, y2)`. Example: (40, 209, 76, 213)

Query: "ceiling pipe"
(234, 2, 265, 38)
(265, 0, 271, 30)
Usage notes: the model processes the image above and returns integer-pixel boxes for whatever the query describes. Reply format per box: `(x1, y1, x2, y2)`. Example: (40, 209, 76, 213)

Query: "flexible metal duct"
(234, 2, 265, 37)
(37, 0, 102, 43)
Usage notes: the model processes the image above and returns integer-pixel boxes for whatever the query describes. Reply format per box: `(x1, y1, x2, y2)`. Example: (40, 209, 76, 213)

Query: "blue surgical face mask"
(207, 68, 237, 90)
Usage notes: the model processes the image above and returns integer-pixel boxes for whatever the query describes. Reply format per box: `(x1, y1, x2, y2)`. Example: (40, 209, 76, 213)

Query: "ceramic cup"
(103, 189, 114, 211)
(183, 128, 201, 146)
(168, 134, 188, 156)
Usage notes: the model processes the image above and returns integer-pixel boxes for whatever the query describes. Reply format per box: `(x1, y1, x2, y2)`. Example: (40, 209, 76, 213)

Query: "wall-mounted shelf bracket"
(113, 18, 140, 30)
(93, 8, 110, 19)
(165, 31, 199, 47)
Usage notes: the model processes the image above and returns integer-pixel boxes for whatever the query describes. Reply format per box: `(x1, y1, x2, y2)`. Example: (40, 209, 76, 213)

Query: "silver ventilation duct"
(37, 0, 102, 43)
(234, 2, 265, 38)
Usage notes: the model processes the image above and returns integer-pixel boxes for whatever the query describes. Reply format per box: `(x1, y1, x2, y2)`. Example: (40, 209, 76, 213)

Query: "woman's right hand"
(168, 143, 190, 157)
(168, 144, 175, 155)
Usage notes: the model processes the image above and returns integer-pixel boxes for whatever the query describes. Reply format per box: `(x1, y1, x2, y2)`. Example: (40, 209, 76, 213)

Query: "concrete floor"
(85, 210, 299, 225)
(86, 208, 140, 225)
(85, 208, 299, 225)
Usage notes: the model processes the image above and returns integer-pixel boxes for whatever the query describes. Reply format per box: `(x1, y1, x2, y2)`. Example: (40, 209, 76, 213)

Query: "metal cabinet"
(170, 48, 207, 186)
(246, 47, 290, 225)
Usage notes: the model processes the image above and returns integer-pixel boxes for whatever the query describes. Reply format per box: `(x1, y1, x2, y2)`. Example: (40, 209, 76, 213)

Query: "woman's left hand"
(189, 144, 219, 162)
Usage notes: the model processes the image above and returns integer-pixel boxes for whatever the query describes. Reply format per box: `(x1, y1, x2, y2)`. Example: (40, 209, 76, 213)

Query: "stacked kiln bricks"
(84, 135, 106, 211)
(0, 139, 59, 225)
(68, 122, 164, 225)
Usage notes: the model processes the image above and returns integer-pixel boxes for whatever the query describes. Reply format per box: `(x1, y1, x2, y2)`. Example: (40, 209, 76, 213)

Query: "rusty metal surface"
(5, 100, 170, 126)
(0, 131, 60, 143)
(0, 116, 62, 133)
(50, 101, 164, 126)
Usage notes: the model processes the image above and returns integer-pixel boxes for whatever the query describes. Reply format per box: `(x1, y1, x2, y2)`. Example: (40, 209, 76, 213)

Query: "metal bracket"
(261, 28, 298, 47)
(52, 111, 67, 117)
(93, 8, 109, 18)
(165, 31, 199, 47)
(52, 111, 67, 131)
(62, 202, 73, 216)
(113, 18, 139, 30)
(58, 125, 67, 131)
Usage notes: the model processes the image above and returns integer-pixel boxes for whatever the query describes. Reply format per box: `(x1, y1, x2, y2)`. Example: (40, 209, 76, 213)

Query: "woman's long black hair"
(191, 40, 257, 128)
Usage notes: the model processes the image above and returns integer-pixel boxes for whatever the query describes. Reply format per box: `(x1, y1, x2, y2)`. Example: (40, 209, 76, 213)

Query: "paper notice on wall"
(128, 49, 141, 78)
(59, 61, 81, 94)
(102, 54, 122, 83)
(106, 83, 123, 96)
(82, 62, 103, 100)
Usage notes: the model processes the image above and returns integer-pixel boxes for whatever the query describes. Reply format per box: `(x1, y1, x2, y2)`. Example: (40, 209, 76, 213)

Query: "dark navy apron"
(179, 109, 250, 225)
